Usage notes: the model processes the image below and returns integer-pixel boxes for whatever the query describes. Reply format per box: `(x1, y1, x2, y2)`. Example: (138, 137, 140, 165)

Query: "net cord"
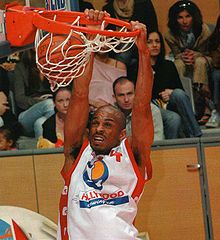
(35, 14, 137, 91)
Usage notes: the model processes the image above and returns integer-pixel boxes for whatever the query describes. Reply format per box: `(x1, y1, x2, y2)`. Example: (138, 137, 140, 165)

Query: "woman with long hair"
(165, 0, 212, 124)
(42, 86, 72, 144)
(149, 30, 202, 138)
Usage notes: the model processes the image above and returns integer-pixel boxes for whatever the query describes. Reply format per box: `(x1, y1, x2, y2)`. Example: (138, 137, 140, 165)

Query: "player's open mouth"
(94, 136, 104, 142)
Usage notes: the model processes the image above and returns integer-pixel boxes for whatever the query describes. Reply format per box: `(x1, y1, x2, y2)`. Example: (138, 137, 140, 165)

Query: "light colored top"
(58, 138, 147, 240)
(89, 57, 126, 106)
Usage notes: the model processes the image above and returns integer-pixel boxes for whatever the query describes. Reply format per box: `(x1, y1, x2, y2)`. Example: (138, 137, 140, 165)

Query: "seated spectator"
(149, 30, 202, 138)
(0, 124, 22, 151)
(113, 77, 164, 141)
(0, 91, 24, 149)
(10, 49, 54, 138)
(102, 0, 158, 82)
(89, 51, 127, 111)
(0, 91, 18, 128)
(205, 15, 220, 128)
(0, 52, 20, 97)
(42, 86, 72, 145)
(165, 0, 212, 124)
(102, 0, 158, 32)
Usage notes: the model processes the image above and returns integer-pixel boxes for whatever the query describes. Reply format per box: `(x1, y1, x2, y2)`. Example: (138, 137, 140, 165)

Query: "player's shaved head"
(94, 105, 126, 131)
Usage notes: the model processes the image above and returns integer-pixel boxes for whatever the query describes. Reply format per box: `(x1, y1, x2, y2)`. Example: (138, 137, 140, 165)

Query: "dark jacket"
(42, 113, 57, 143)
(2, 110, 18, 127)
(0, 67, 10, 97)
(152, 59, 184, 100)
(10, 61, 51, 113)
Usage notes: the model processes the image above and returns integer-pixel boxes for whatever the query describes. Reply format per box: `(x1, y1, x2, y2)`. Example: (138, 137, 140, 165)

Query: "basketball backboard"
(0, 0, 79, 58)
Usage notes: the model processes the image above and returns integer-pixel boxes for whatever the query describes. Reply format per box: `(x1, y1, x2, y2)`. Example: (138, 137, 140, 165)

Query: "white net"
(35, 14, 137, 91)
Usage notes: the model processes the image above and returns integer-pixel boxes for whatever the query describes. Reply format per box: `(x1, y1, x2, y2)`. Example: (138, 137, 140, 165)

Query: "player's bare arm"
(130, 21, 154, 179)
(63, 10, 110, 172)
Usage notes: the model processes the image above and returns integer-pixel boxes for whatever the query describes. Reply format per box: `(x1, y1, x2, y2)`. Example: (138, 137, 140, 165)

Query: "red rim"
(33, 10, 140, 37)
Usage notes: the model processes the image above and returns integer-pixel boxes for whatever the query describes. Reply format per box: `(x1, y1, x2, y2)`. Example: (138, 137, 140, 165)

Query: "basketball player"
(57, 9, 154, 240)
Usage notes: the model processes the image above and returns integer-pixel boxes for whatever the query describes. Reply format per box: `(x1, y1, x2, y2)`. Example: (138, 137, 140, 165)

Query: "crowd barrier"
(0, 137, 220, 240)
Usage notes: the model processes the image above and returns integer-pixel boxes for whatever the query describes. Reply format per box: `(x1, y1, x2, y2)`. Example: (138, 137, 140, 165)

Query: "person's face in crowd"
(113, 80, 135, 111)
(54, 89, 71, 115)
(177, 9, 193, 32)
(147, 32, 161, 57)
(0, 133, 12, 151)
(89, 106, 125, 155)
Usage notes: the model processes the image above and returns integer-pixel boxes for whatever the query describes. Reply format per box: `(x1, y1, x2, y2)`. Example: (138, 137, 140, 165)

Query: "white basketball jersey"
(58, 138, 147, 240)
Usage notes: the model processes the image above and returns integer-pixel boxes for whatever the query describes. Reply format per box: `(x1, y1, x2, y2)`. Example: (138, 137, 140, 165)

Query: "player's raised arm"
(130, 21, 154, 180)
(63, 53, 94, 168)
(63, 9, 109, 172)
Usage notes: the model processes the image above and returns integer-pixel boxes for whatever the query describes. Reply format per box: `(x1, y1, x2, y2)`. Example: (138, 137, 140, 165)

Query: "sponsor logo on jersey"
(79, 190, 129, 208)
(83, 157, 109, 190)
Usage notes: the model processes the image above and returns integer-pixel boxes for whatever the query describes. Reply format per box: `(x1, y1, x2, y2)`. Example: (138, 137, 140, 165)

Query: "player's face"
(89, 109, 123, 155)
(54, 89, 71, 115)
(177, 10, 193, 32)
(147, 32, 161, 57)
(114, 80, 135, 111)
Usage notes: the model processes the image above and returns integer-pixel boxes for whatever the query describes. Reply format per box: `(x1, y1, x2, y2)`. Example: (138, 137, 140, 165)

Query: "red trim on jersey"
(59, 139, 89, 240)
(61, 139, 89, 180)
(124, 138, 146, 199)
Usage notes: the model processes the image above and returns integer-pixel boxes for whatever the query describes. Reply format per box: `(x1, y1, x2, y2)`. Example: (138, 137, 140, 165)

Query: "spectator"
(165, 0, 212, 124)
(10, 49, 54, 138)
(0, 91, 18, 128)
(0, 52, 20, 97)
(102, 0, 158, 82)
(89, 51, 126, 112)
(42, 86, 72, 144)
(0, 124, 22, 151)
(205, 15, 220, 128)
(113, 76, 164, 141)
(102, 0, 158, 32)
(149, 30, 202, 138)
(0, 91, 23, 150)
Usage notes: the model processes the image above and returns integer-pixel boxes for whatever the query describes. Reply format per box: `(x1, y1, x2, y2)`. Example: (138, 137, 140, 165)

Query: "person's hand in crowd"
(159, 89, 173, 103)
(0, 92, 9, 116)
(0, 62, 16, 71)
(182, 49, 195, 65)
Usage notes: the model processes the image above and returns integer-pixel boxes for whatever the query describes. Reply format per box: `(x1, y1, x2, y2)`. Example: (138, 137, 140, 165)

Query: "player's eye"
(104, 122, 112, 128)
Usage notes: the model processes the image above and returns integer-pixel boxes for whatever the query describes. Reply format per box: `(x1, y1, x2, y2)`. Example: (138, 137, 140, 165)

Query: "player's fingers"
(103, 10, 110, 18)
(92, 10, 104, 22)
(130, 21, 141, 29)
(87, 9, 95, 21)
(84, 8, 89, 17)
(96, 10, 107, 22)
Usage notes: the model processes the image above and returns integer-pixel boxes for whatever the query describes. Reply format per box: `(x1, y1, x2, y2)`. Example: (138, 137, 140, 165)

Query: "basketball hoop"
(5, 5, 140, 91)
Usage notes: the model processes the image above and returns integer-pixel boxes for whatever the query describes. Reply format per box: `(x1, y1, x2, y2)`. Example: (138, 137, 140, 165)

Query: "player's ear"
(119, 129, 126, 141)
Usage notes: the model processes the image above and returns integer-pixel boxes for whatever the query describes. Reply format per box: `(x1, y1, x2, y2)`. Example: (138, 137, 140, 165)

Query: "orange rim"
(33, 10, 140, 37)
